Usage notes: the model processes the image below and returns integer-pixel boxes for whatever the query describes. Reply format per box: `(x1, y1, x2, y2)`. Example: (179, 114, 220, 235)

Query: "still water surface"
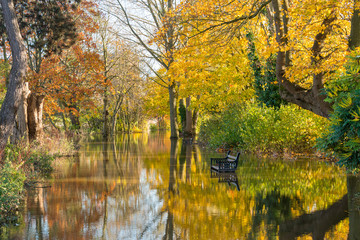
(4, 132, 360, 239)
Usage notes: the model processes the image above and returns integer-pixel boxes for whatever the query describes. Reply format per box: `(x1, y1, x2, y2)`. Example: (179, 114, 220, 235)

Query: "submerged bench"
(210, 151, 240, 172)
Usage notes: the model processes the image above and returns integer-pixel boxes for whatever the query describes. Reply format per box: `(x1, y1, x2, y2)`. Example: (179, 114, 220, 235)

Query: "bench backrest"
(226, 151, 240, 168)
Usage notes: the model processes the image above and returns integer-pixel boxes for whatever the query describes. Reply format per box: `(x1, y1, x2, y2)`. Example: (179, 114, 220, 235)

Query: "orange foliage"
(25, 0, 104, 116)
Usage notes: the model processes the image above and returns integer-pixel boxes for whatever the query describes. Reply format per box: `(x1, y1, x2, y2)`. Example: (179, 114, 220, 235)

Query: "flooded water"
(2, 132, 359, 239)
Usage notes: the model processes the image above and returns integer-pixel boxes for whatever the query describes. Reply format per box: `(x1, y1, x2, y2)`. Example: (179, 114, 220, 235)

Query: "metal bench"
(210, 151, 240, 172)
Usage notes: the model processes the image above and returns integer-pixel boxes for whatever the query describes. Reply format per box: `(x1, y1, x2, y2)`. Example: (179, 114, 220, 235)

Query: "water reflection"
(347, 176, 360, 240)
(278, 194, 348, 239)
(210, 171, 240, 191)
(3, 133, 360, 239)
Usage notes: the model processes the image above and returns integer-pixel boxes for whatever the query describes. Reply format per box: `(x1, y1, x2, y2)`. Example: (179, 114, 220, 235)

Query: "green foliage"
(199, 103, 328, 153)
(27, 151, 55, 178)
(178, 99, 186, 132)
(0, 144, 55, 224)
(0, 151, 26, 223)
(317, 51, 360, 170)
(247, 32, 286, 109)
(87, 115, 103, 133)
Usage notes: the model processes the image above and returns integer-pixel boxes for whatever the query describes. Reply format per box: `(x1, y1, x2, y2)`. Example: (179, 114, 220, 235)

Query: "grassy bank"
(198, 103, 329, 156)
(0, 132, 74, 225)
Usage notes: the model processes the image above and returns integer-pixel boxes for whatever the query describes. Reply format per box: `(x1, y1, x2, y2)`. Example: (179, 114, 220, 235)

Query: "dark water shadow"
(278, 174, 360, 240)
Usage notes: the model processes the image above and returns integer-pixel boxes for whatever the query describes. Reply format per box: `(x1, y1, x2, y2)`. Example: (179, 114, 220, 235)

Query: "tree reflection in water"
(3, 133, 360, 239)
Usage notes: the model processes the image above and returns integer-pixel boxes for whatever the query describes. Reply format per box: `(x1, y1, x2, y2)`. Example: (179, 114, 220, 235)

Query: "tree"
(23, 0, 99, 133)
(94, 17, 143, 137)
(0, 0, 87, 145)
(0, 0, 28, 154)
(271, 0, 348, 118)
(174, 0, 358, 118)
(168, 31, 254, 112)
(107, 0, 181, 138)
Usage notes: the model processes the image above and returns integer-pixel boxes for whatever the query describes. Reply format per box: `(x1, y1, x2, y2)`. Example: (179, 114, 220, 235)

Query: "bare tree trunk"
(27, 93, 45, 142)
(0, 0, 28, 154)
(101, 27, 110, 139)
(168, 84, 179, 139)
(111, 115, 117, 135)
(10, 82, 30, 144)
(102, 92, 109, 139)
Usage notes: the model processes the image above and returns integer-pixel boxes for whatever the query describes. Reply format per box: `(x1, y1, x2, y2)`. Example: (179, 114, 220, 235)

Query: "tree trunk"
(349, 0, 360, 50)
(168, 84, 179, 139)
(27, 93, 45, 142)
(111, 114, 117, 135)
(0, 0, 28, 154)
(69, 105, 80, 130)
(10, 82, 30, 145)
(184, 96, 193, 137)
(192, 108, 199, 137)
(102, 91, 109, 139)
(271, 0, 360, 118)
(61, 112, 67, 132)
(272, 0, 333, 118)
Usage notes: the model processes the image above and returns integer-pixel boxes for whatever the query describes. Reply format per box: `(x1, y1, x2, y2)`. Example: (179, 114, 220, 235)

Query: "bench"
(210, 151, 240, 172)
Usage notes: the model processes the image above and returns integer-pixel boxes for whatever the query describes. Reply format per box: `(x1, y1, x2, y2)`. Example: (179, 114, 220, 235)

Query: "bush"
(199, 102, 328, 153)
(317, 51, 360, 170)
(0, 160, 26, 223)
(26, 151, 54, 178)
(0, 143, 56, 224)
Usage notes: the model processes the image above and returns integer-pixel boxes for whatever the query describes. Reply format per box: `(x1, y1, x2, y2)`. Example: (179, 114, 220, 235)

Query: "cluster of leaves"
(168, 35, 254, 112)
(13, 0, 80, 57)
(199, 102, 329, 153)
(317, 51, 360, 170)
(35, 45, 105, 113)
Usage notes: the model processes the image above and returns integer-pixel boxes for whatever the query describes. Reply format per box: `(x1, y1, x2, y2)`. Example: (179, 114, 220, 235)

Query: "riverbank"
(0, 132, 74, 225)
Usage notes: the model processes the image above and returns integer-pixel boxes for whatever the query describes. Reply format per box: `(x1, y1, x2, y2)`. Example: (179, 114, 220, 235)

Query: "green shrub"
(199, 102, 328, 153)
(317, 51, 360, 170)
(27, 152, 54, 178)
(0, 160, 26, 222)
(0, 144, 55, 224)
